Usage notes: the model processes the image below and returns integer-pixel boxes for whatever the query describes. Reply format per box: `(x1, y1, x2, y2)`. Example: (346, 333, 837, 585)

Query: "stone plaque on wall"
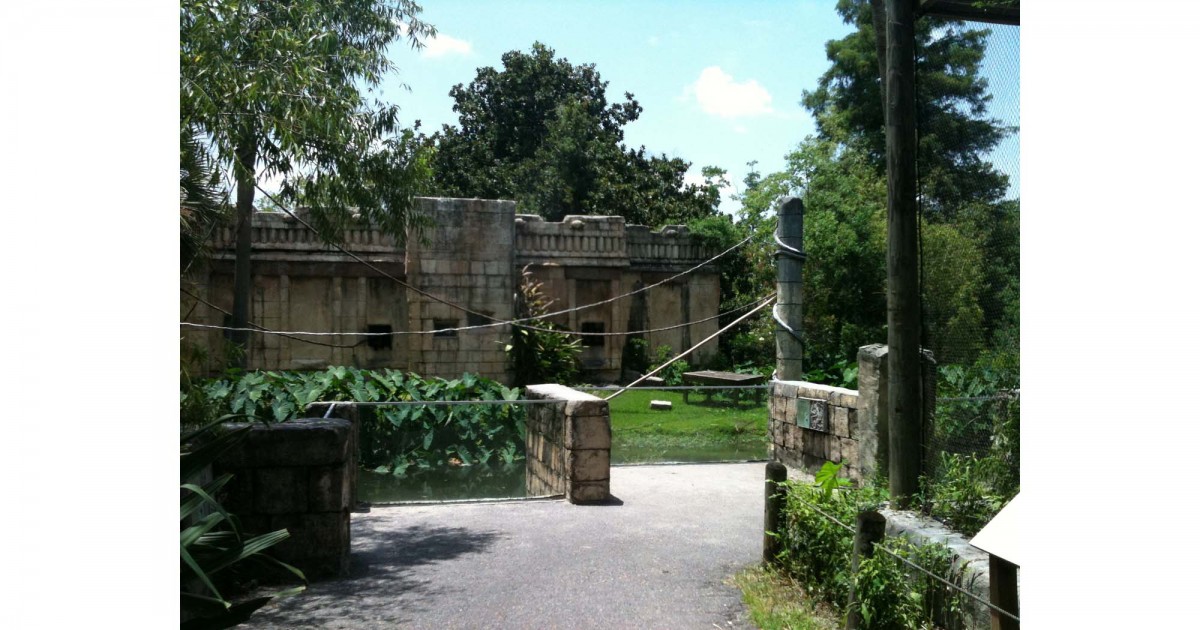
(795, 398, 828, 431)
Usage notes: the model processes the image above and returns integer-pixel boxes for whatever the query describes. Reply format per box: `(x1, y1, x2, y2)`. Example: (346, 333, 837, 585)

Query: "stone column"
(775, 197, 805, 380)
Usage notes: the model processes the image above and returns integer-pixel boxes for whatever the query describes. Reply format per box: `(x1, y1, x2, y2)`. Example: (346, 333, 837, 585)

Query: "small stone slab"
(636, 376, 665, 387)
(650, 400, 672, 411)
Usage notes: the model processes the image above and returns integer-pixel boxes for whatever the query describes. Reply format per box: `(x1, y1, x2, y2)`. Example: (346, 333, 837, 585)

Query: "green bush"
(653, 344, 690, 386)
(185, 368, 526, 474)
(851, 537, 927, 630)
(507, 266, 582, 386)
(922, 362, 1020, 536)
(620, 337, 650, 377)
(775, 463, 975, 629)
(774, 465, 886, 607)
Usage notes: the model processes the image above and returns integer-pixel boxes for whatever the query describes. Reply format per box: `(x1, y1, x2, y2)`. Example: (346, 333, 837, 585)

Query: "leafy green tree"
(430, 42, 721, 225)
(180, 0, 434, 363)
(180, 130, 227, 274)
(802, 0, 1011, 217)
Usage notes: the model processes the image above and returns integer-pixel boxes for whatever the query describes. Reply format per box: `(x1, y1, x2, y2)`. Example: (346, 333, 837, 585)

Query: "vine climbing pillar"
(774, 197, 806, 381)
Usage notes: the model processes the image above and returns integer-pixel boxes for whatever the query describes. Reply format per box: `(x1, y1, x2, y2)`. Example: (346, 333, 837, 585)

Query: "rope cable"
(253, 185, 753, 328)
(604, 296, 774, 402)
(180, 291, 774, 338)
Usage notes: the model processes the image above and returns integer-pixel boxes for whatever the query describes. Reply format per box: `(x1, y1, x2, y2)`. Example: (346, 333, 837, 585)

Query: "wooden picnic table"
(681, 370, 766, 405)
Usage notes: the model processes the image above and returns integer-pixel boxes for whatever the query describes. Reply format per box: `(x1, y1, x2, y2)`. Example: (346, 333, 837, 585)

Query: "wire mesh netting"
(917, 21, 1019, 530)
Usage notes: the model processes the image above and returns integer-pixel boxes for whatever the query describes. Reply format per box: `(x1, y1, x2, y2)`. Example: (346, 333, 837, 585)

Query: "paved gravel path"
(240, 462, 767, 629)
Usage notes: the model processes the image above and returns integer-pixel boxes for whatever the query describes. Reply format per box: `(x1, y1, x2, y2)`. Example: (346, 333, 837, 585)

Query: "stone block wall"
(524, 384, 611, 503)
(405, 198, 516, 382)
(214, 418, 354, 579)
(768, 380, 863, 483)
(185, 198, 721, 383)
(770, 344, 937, 485)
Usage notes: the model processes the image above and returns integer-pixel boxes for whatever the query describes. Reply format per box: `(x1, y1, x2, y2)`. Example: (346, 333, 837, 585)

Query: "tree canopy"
(802, 0, 1011, 217)
(180, 0, 435, 360)
(429, 42, 722, 225)
(695, 1, 1018, 378)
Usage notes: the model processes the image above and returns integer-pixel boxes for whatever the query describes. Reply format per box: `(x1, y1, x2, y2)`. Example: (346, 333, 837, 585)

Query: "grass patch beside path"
(731, 566, 842, 630)
(581, 388, 770, 463)
(586, 388, 766, 436)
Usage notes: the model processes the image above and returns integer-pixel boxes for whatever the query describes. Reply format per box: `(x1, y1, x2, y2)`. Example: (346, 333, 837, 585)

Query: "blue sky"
(373, 0, 1019, 214)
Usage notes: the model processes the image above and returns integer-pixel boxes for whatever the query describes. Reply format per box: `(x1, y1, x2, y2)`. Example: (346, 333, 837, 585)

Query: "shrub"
(653, 344, 690, 386)
(190, 368, 527, 474)
(181, 419, 305, 628)
(507, 265, 582, 386)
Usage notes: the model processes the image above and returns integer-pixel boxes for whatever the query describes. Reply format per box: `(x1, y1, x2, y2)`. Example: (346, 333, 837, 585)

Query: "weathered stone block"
(831, 406, 851, 438)
(309, 465, 351, 512)
(840, 438, 859, 469)
(785, 396, 798, 425)
(827, 435, 842, 463)
(832, 391, 859, 409)
(218, 468, 254, 514)
(217, 418, 352, 468)
(564, 396, 608, 419)
(569, 481, 610, 504)
(771, 380, 798, 399)
(254, 467, 308, 514)
(567, 449, 610, 482)
(268, 512, 350, 578)
(566, 414, 611, 450)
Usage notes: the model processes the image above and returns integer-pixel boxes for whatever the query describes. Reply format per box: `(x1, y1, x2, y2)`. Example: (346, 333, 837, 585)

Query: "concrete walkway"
(240, 462, 768, 629)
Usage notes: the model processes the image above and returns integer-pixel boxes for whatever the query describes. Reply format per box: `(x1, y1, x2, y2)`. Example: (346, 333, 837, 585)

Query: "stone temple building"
(180, 197, 721, 385)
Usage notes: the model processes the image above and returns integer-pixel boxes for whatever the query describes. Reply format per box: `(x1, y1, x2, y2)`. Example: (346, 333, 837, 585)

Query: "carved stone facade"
(181, 197, 721, 384)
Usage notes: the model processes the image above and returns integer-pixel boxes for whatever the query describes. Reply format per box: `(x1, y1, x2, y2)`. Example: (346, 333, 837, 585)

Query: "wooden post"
(846, 510, 887, 629)
(763, 461, 788, 565)
(870, 0, 888, 116)
(884, 0, 921, 508)
(989, 555, 1020, 630)
(775, 197, 805, 381)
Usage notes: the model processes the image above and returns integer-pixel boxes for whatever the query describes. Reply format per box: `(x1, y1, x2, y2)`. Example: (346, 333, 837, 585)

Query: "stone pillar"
(856, 344, 936, 485)
(856, 344, 889, 484)
(526, 384, 611, 504)
(214, 418, 354, 579)
(775, 197, 805, 380)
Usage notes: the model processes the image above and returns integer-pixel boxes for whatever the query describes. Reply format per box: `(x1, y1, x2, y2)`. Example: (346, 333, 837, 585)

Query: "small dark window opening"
(433, 319, 459, 337)
(580, 322, 605, 348)
(366, 324, 392, 350)
(466, 311, 492, 327)
(222, 315, 234, 340)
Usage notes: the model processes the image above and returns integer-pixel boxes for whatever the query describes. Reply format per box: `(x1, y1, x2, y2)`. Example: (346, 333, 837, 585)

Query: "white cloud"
(682, 171, 707, 189)
(396, 22, 472, 58)
(686, 66, 773, 119)
(421, 33, 472, 58)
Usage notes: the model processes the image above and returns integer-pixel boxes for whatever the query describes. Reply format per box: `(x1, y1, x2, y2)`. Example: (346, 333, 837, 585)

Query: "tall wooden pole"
(775, 197, 805, 381)
(231, 132, 257, 369)
(884, 0, 921, 507)
(870, 0, 888, 117)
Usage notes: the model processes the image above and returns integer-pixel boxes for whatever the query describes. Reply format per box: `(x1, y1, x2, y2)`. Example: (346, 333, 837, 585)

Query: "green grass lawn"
(581, 388, 769, 464)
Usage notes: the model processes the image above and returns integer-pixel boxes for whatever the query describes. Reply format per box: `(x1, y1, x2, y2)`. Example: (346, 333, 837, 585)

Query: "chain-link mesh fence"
(917, 21, 1019, 532)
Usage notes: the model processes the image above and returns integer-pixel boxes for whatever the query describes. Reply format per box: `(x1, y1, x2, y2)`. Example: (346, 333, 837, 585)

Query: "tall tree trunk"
(230, 133, 257, 369)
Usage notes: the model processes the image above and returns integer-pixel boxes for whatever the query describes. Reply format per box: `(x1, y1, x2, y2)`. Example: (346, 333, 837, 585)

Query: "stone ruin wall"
(181, 198, 720, 384)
